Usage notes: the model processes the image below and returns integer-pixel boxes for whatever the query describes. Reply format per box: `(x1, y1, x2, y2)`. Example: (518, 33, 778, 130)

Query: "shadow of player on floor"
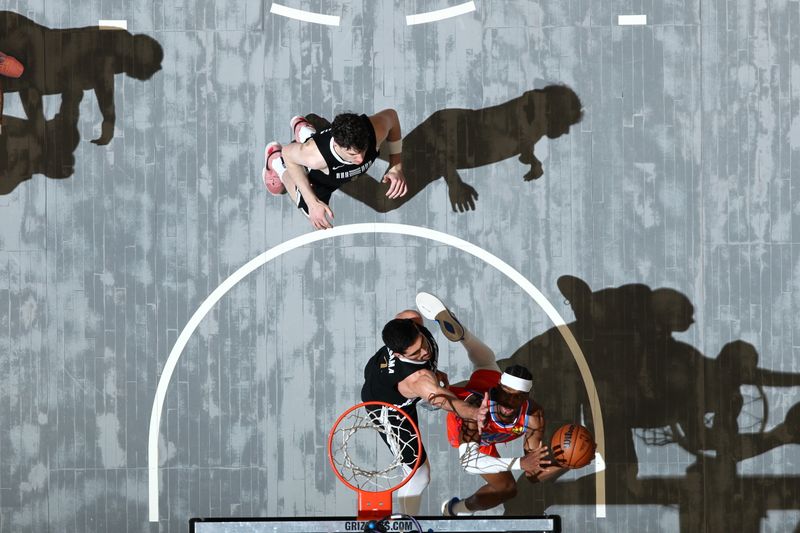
(497, 275, 800, 532)
(0, 10, 162, 146)
(304, 84, 583, 213)
(0, 110, 81, 193)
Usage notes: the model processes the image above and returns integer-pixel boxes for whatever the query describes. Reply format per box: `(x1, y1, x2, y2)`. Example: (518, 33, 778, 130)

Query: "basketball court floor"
(1, 0, 799, 531)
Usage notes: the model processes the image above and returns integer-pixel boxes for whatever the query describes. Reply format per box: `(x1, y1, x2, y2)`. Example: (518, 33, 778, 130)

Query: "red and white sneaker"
(416, 292, 465, 342)
(262, 142, 286, 195)
(290, 115, 314, 143)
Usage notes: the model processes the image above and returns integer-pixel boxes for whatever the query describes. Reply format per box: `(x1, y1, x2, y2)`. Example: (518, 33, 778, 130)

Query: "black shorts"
(365, 404, 427, 468)
(292, 177, 339, 216)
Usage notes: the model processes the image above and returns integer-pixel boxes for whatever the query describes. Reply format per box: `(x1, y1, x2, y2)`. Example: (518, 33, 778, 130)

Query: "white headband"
(500, 372, 533, 393)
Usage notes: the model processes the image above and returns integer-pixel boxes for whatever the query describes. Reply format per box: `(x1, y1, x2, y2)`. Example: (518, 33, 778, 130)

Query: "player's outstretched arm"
(522, 404, 562, 482)
(459, 440, 551, 476)
(456, 396, 552, 475)
(371, 108, 402, 152)
(397, 369, 480, 421)
(522, 403, 546, 454)
(370, 109, 407, 199)
(281, 142, 334, 229)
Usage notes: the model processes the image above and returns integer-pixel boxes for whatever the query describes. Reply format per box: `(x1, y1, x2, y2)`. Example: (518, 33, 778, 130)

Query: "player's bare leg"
(416, 292, 499, 371)
(262, 142, 286, 195)
(263, 147, 307, 209)
(262, 115, 316, 201)
(442, 471, 516, 515)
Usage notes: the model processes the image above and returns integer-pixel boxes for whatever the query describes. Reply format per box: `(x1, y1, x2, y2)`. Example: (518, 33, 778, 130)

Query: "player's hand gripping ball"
(550, 424, 596, 468)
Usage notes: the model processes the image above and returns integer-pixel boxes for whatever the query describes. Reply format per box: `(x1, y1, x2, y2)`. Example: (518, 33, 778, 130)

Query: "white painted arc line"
(98, 19, 127, 30)
(147, 223, 605, 521)
(406, 1, 476, 26)
(147, 236, 308, 522)
(270, 2, 340, 26)
(618, 14, 647, 25)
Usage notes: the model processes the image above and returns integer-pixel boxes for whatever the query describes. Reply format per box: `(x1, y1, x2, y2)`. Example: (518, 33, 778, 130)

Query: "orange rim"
(327, 400, 422, 494)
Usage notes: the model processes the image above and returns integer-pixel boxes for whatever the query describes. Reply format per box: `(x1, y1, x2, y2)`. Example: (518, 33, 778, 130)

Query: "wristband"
(386, 139, 403, 155)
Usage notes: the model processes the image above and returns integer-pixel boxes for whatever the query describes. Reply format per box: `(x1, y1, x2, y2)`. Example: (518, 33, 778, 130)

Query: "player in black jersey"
(361, 308, 487, 515)
(262, 110, 408, 229)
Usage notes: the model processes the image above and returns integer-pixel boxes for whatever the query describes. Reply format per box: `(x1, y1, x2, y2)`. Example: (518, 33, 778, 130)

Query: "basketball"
(550, 424, 596, 468)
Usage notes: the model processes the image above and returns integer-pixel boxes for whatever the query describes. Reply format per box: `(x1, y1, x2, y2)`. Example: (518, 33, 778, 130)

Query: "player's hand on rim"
(308, 200, 334, 230)
(382, 164, 407, 199)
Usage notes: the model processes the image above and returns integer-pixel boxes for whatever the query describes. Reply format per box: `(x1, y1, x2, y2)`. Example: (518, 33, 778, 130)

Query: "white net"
(330, 403, 420, 492)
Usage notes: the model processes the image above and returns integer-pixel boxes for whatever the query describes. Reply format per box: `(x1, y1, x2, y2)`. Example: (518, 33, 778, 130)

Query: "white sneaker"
(416, 292, 465, 342)
(262, 142, 286, 195)
(441, 497, 460, 517)
(290, 115, 315, 143)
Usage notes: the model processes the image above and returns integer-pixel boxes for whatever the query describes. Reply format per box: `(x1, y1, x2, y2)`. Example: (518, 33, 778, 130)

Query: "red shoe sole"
(263, 144, 285, 195)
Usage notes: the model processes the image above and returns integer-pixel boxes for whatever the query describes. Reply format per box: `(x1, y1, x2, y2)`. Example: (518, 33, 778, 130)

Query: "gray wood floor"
(0, 0, 798, 531)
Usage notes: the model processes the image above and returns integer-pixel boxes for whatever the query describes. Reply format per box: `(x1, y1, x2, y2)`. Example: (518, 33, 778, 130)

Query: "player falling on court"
(360, 301, 490, 515)
(414, 292, 565, 516)
(262, 111, 407, 230)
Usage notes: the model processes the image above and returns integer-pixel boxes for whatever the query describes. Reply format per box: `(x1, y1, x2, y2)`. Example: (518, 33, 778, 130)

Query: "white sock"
(271, 155, 287, 183)
(298, 125, 315, 143)
(396, 460, 430, 515)
(452, 499, 473, 516)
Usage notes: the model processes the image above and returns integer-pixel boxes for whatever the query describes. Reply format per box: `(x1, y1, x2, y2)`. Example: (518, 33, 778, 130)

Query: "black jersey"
(307, 114, 380, 189)
(361, 325, 438, 408)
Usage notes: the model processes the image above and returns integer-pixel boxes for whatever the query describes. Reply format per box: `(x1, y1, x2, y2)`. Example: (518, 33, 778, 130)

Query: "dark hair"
(382, 318, 420, 354)
(503, 364, 533, 381)
(331, 113, 371, 152)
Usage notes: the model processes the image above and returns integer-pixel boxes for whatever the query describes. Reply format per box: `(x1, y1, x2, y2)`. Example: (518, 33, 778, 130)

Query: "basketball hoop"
(328, 401, 422, 521)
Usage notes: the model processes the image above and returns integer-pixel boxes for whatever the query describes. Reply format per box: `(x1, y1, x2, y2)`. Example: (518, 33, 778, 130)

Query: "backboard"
(190, 515, 560, 532)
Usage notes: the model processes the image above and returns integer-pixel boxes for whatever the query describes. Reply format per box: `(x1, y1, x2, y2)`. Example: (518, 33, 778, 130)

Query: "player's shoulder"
(368, 108, 397, 123)
(375, 345, 393, 361)
(282, 139, 326, 169)
(525, 399, 545, 419)
(368, 109, 398, 141)
(364, 345, 389, 366)
(399, 365, 435, 383)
